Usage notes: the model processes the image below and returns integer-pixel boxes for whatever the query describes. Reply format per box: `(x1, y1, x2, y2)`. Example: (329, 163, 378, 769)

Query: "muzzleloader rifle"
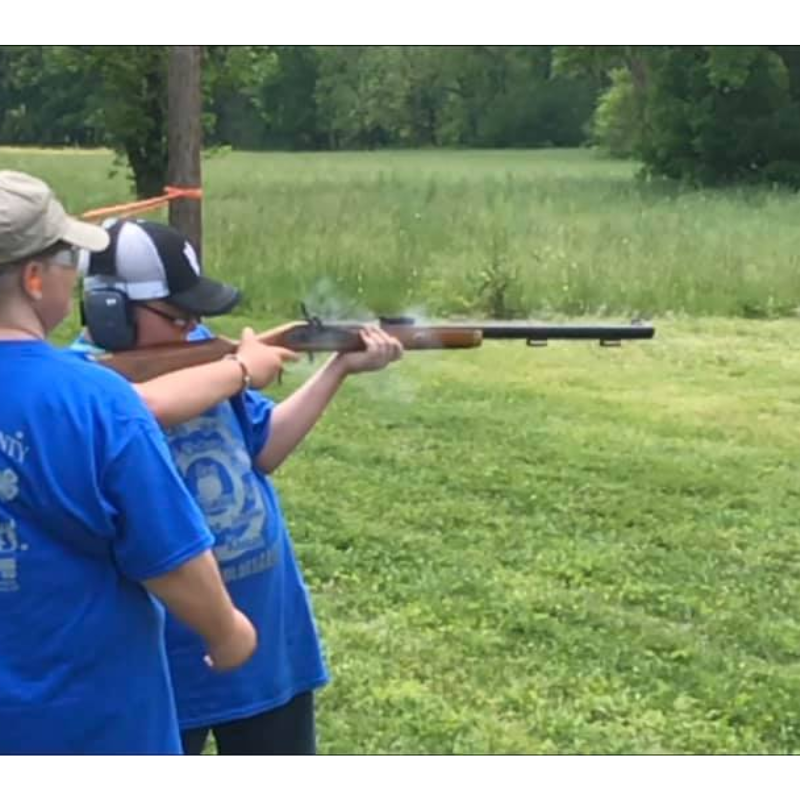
(92, 308, 656, 383)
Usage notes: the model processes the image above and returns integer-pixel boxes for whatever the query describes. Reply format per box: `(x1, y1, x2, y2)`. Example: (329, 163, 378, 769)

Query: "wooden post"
(167, 45, 203, 257)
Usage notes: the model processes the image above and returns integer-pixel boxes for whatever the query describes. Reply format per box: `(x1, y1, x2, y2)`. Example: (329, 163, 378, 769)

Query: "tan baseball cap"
(0, 170, 110, 265)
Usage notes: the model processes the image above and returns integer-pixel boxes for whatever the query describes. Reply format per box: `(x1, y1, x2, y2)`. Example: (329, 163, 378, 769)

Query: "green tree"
(314, 46, 597, 149)
(314, 46, 402, 148)
(8, 46, 278, 197)
(557, 45, 800, 187)
(205, 45, 280, 149)
(554, 45, 654, 155)
(0, 46, 104, 146)
(1, 46, 602, 171)
(642, 46, 800, 185)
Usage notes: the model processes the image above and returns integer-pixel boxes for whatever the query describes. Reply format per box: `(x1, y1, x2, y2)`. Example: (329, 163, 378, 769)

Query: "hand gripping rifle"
(92, 306, 655, 384)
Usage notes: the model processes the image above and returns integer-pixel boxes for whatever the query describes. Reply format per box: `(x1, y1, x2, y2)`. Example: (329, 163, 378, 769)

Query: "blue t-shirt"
(0, 340, 215, 754)
(72, 328, 329, 729)
(161, 326, 329, 729)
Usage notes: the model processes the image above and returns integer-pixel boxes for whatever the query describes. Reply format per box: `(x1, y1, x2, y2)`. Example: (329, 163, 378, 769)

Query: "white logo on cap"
(183, 242, 201, 276)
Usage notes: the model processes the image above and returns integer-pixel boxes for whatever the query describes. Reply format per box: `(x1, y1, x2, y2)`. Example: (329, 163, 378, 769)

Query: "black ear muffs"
(83, 288, 137, 351)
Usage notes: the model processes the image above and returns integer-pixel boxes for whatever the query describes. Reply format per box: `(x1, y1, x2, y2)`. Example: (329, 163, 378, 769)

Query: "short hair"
(0, 240, 70, 272)
(0, 241, 68, 295)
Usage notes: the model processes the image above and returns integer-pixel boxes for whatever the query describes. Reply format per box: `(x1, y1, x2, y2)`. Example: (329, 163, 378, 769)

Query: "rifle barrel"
(474, 322, 655, 341)
(375, 318, 655, 342)
(298, 319, 657, 349)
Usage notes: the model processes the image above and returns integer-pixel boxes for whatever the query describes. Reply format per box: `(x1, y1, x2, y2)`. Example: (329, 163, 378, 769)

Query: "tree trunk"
(125, 59, 168, 199)
(167, 46, 203, 257)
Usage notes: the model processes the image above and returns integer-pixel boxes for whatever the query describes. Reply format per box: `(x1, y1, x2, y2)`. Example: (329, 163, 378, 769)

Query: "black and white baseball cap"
(83, 218, 240, 316)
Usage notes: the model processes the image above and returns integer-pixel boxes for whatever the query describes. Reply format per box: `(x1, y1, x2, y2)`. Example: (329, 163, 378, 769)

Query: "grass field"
(216, 313, 800, 754)
(6, 147, 800, 753)
(4, 146, 800, 319)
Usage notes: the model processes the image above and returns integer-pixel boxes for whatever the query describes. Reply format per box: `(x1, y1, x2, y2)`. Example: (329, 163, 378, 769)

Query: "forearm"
(135, 359, 245, 427)
(143, 550, 238, 645)
(257, 355, 348, 473)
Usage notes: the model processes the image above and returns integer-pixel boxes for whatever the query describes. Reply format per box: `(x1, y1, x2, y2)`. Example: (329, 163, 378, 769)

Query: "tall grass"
(4, 147, 800, 321)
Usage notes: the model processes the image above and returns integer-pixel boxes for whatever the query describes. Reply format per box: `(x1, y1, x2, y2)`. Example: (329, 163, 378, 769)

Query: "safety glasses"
(139, 303, 199, 329)
(46, 246, 80, 269)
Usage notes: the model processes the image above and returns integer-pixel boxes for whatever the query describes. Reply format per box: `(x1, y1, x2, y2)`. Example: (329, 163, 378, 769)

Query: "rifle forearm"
(261, 323, 483, 352)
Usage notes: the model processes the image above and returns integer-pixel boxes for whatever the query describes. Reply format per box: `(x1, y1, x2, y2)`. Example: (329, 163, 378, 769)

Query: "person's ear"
(20, 260, 45, 301)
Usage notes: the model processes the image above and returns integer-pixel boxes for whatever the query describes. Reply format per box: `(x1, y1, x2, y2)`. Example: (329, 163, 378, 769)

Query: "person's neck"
(0, 308, 46, 341)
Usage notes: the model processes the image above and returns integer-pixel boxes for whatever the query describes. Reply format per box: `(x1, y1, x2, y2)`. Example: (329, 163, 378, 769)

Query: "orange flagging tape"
(81, 186, 203, 221)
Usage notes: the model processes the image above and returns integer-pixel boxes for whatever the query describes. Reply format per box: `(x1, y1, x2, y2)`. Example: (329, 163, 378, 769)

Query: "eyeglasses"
(138, 303, 199, 329)
(46, 246, 80, 269)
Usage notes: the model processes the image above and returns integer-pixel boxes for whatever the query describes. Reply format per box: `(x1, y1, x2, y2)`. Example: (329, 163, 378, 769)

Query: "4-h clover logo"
(0, 469, 19, 502)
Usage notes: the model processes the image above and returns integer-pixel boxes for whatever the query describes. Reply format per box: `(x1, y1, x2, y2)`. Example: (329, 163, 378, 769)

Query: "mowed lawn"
(8, 146, 800, 752)
(176, 313, 799, 754)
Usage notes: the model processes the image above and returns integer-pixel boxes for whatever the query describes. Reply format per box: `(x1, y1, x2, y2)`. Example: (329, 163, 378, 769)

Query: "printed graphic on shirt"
(0, 518, 25, 592)
(219, 546, 280, 583)
(0, 469, 19, 502)
(0, 429, 28, 465)
(167, 408, 275, 573)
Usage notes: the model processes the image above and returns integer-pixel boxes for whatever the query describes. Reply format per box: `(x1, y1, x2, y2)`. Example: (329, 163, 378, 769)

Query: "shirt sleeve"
(102, 417, 215, 581)
(238, 389, 276, 459)
(187, 324, 275, 456)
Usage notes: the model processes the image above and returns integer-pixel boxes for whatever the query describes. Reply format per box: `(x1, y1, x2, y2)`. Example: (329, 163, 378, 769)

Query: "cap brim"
(61, 216, 111, 253)
(169, 275, 241, 317)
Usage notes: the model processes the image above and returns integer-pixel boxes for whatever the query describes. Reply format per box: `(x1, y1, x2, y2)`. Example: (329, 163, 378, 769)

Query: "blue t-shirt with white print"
(161, 325, 329, 729)
(72, 327, 329, 729)
(0, 340, 215, 754)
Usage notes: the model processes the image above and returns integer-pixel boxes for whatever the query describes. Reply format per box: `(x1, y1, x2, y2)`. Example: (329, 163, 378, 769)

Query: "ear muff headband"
(82, 220, 138, 351)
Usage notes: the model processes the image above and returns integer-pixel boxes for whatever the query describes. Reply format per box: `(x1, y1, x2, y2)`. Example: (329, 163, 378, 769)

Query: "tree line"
(3, 45, 800, 195)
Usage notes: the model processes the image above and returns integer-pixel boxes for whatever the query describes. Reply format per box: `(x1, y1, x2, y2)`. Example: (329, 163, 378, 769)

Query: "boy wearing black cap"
(77, 217, 403, 754)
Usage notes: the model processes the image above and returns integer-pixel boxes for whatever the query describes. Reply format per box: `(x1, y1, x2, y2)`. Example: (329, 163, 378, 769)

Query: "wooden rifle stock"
(93, 318, 654, 382)
(92, 337, 238, 383)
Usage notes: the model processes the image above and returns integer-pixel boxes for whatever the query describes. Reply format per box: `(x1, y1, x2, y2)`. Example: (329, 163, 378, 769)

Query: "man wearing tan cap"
(0, 171, 258, 754)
